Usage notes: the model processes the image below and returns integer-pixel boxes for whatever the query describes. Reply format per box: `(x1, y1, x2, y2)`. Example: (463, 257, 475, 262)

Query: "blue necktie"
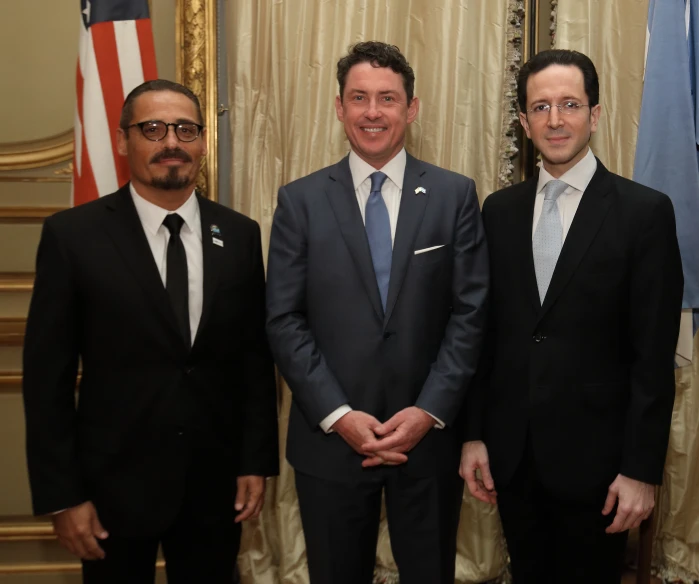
(532, 179, 568, 303)
(365, 171, 391, 312)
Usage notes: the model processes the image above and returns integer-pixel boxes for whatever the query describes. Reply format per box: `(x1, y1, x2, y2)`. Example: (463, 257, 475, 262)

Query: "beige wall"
(0, 0, 176, 518)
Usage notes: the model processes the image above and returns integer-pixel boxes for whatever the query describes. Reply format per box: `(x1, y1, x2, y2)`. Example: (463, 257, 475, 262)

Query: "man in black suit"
(23, 79, 278, 584)
(461, 50, 684, 583)
(266, 42, 489, 584)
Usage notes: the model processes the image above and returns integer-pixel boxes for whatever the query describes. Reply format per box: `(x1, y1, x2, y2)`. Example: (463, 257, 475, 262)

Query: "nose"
(162, 125, 180, 147)
(364, 98, 381, 120)
(547, 106, 563, 128)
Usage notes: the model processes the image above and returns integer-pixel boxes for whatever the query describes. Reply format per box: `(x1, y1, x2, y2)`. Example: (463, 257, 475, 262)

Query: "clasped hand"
(331, 407, 434, 468)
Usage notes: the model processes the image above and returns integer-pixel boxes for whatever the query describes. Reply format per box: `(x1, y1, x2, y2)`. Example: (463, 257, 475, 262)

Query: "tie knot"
(543, 179, 568, 201)
(370, 171, 388, 193)
(163, 213, 185, 235)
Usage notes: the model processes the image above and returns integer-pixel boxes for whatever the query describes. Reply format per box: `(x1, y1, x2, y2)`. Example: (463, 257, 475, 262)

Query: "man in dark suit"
(461, 50, 684, 583)
(23, 79, 278, 584)
(266, 41, 489, 584)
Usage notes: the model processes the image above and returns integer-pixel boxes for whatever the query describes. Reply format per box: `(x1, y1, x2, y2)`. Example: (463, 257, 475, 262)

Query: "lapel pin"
(414, 186, 427, 195)
(210, 225, 224, 247)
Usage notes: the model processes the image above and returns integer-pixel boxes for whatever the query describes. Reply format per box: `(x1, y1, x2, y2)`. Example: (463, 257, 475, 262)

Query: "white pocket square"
(414, 245, 445, 255)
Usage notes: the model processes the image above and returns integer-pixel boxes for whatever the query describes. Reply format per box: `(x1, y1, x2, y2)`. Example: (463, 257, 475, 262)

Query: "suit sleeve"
(238, 221, 280, 477)
(622, 194, 683, 484)
(414, 177, 490, 426)
(266, 186, 349, 427)
(22, 219, 85, 515)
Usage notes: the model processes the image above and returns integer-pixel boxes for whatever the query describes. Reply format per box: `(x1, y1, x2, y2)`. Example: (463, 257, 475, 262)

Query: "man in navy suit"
(461, 50, 683, 583)
(266, 41, 489, 584)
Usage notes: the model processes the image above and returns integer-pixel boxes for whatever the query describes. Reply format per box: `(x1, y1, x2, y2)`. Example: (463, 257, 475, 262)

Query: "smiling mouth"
(362, 128, 386, 133)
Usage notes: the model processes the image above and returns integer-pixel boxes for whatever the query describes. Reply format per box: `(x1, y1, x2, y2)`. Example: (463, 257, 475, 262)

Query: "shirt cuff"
(419, 408, 445, 429)
(319, 405, 353, 433)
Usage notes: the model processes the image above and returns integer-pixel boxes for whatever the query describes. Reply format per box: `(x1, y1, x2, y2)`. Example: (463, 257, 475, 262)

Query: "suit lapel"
(384, 154, 429, 324)
(103, 185, 185, 347)
(325, 157, 384, 321)
(194, 195, 225, 346)
(537, 161, 615, 322)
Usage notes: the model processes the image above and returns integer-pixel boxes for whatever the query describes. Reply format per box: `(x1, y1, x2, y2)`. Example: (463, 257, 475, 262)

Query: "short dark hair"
(119, 79, 203, 130)
(337, 41, 415, 103)
(517, 49, 599, 112)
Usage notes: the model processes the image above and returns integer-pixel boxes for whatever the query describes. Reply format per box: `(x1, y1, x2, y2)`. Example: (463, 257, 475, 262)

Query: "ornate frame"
(176, 0, 218, 201)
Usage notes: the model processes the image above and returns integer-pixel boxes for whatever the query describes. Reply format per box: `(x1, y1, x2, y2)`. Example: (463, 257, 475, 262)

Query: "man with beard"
(22, 80, 278, 584)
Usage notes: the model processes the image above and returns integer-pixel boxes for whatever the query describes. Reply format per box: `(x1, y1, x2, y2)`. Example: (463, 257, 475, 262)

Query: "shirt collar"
(348, 148, 407, 191)
(130, 183, 200, 237)
(537, 147, 598, 194)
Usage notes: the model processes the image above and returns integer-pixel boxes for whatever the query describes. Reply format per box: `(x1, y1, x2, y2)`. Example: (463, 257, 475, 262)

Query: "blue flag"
(634, 0, 699, 334)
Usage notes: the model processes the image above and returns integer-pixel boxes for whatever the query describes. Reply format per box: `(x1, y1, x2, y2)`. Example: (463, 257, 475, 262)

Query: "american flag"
(73, 0, 158, 206)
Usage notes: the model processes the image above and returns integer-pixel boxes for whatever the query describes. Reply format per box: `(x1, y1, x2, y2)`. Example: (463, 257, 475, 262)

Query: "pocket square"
(414, 245, 445, 255)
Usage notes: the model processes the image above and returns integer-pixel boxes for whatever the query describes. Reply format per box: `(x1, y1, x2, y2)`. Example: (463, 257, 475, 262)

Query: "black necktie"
(162, 214, 191, 346)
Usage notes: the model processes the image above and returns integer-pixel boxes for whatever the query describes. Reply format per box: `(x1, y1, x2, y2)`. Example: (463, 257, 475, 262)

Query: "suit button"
(185, 367, 194, 375)
(533, 333, 542, 343)
(176, 428, 185, 437)
(383, 332, 393, 340)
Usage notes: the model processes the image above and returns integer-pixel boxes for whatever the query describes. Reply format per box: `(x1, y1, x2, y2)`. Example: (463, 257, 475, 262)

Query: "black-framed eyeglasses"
(526, 102, 590, 117)
(126, 120, 204, 142)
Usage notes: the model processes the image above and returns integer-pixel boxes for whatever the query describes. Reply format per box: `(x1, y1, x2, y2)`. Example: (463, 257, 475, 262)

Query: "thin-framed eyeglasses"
(526, 102, 590, 118)
(126, 120, 205, 142)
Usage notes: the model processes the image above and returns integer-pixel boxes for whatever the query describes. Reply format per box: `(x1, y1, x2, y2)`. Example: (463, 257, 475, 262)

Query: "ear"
(116, 128, 128, 156)
(335, 95, 344, 123)
(519, 111, 532, 139)
(407, 97, 420, 124)
(589, 104, 601, 134)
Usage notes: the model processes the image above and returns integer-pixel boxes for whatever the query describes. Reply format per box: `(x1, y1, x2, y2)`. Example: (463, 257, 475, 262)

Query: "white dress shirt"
(130, 184, 204, 343)
(533, 147, 597, 238)
(319, 149, 444, 433)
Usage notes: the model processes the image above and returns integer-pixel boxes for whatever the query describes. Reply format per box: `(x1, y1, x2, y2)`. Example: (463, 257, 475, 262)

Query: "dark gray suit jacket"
(266, 153, 489, 480)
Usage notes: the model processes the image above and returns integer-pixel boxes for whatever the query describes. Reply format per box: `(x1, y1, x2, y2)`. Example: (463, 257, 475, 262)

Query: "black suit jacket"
(266, 154, 489, 480)
(23, 185, 278, 536)
(465, 160, 683, 500)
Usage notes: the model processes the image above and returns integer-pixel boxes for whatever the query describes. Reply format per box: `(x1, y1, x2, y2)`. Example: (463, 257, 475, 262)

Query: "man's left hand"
(234, 475, 266, 523)
(602, 473, 655, 533)
(361, 407, 434, 467)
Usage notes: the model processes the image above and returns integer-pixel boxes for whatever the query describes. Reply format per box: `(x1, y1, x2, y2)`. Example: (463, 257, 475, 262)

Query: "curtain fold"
(225, 1, 515, 581)
(555, 1, 699, 580)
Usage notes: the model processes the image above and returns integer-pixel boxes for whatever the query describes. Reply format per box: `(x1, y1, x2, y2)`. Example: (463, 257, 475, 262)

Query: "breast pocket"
(411, 244, 450, 267)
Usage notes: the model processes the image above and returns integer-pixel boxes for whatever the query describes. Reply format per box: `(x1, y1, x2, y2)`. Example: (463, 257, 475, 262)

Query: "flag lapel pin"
(414, 186, 427, 195)
(210, 225, 223, 247)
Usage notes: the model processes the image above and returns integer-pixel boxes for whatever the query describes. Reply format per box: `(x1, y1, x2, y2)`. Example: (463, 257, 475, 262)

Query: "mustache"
(150, 148, 192, 164)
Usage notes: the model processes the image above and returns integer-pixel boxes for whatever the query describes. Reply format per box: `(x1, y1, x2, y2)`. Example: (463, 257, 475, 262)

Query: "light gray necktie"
(533, 179, 568, 303)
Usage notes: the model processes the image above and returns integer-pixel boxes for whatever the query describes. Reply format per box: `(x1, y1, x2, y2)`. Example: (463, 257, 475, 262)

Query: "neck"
(541, 145, 589, 179)
(130, 180, 194, 211)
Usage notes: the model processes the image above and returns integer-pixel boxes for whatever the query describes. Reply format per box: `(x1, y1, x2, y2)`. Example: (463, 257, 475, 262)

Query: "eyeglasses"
(526, 102, 590, 117)
(126, 120, 204, 142)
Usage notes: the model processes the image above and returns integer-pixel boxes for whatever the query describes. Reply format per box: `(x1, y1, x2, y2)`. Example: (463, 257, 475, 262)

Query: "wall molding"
(0, 208, 66, 223)
(0, 274, 33, 293)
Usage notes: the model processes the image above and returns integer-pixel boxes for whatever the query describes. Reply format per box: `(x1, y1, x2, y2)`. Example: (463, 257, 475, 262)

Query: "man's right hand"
(460, 440, 497, 505)
(51, 501, 109, 560)
(332, 411, 408, 466)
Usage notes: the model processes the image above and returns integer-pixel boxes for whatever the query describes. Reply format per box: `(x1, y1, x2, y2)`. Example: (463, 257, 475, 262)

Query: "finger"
(234, 483, 249, 513)
(630, 517, 643, 530)
(91, 516, 109, 540)
(606, 508, 629, 534)
(235, 501, 255, 523)
(374, 416, 402, 436)
(363, 432, 406, 453)
(82, 534, 106, 560)
(362, 455, 386, 468)
(71, 536, 90, 560)
(479, 462, 495, 491)
(601, 489, 617, 516)
(620, 509, 641, 533)
(377, 450, 407, 464)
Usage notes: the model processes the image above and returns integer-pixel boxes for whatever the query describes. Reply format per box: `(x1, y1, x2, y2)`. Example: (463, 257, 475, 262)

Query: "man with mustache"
(460, 50, 683, 583)
(23, 79, 278, 583)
